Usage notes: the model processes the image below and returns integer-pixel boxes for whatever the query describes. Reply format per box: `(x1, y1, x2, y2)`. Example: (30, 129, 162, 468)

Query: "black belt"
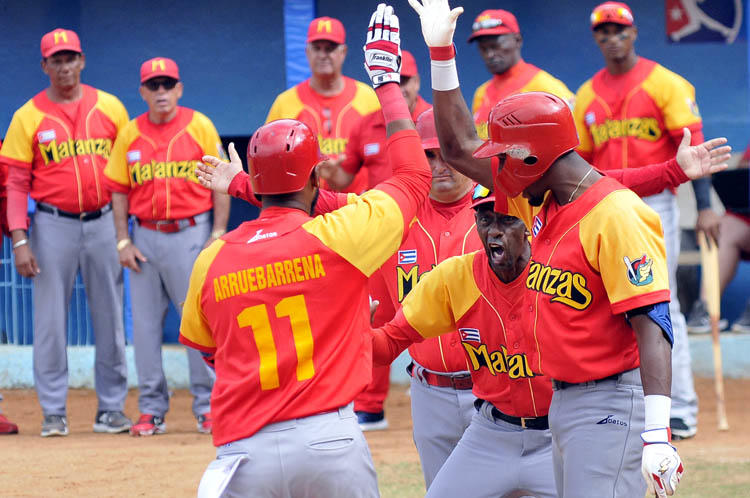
(551, 373, 620, 391)
(37, 202, 111, 221)
(476, 398, 549, 430)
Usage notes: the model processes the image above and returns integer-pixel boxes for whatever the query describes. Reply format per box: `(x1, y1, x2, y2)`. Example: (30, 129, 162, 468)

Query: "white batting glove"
(641, 428, 685, 497)
(363, 3, 401, 88)
(407, 0, 464, 48)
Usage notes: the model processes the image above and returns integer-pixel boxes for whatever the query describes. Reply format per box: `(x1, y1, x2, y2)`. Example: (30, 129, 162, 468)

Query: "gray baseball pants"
(427, 400, 555, 498)
(409, 364, 476, 489)
(549, 368, 647, 498)
(30, 209, 128, 416)
(210, 404, 379, 498)
(643, 190, 697, 429)
(130, 214, 213, 418)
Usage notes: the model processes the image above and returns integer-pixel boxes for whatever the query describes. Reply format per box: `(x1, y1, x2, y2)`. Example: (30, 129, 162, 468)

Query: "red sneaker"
(197, 413, 212, 434)
(129, 414, 165, 436)
(0, 414, 18, 435)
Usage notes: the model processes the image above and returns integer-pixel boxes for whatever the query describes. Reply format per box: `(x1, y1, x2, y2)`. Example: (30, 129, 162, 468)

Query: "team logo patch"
(364, 143, 380, 156)
(624, 254, 654, 286)
(37, 129, 56, 143)
(458, 327, 481, 343)
(127, 150, 141, 163)
(532, 216, 543, 237)
(596, 414, 628, 427)
(247, 229, 278, 243)
(687, 98, 701, 118)
(585, 112, 596, 126)
(398, 249, 417, 264)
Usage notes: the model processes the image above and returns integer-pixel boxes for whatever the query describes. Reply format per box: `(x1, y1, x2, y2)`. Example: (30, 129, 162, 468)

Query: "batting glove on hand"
(641, 428, 685, 497)
(407, 0, 464, 48)
(364, 3, 401, 88)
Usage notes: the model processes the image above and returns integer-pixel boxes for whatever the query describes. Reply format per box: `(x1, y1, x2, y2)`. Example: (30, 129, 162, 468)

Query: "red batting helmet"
(416, 107, 439, 150)
(247, 119, 325, 195)
(473, 92, 578, 197)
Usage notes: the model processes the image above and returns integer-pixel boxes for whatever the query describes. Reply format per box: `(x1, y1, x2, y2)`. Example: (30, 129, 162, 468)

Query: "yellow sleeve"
(265, 87, 304, 123)
(523, 71, 574, 103)
(579, 189, 670, 312)
(400, 253, 482, 338)
(179, 239, 226, 349)
(641, 64, 701, 132)
(186, 111, 224, 159)
(103, 121, 140, 187)
(302, 189, 406, 277)
(0, 100, 44, 165)
(572, 80, 596, 156)
(95, 90, 130, 132)
(471, 81, 490, 116)
(351, 81, 381, 116)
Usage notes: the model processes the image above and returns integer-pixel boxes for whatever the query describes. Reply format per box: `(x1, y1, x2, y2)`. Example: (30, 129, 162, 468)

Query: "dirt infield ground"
(1, 377, 748, 497)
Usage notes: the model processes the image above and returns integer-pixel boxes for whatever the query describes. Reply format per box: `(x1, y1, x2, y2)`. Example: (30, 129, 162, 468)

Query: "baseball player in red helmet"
(179, 5, 430, 496)
(408, 1, 730, 496)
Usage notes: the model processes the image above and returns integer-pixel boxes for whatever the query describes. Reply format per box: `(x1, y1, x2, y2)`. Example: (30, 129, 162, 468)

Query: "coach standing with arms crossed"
(104, 58, 229, 436)
(1, 28, 130, 437)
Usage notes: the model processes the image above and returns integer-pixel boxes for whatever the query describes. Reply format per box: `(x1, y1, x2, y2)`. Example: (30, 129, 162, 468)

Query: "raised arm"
(409, 0, 493, 187)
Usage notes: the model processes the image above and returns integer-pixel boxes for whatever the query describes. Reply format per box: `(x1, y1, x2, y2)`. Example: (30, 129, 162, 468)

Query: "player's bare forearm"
(111, 192, 130, 242)
(631, 314, 672, 396)
(211, 190, 230, 233)
(433, 88, 493, 187)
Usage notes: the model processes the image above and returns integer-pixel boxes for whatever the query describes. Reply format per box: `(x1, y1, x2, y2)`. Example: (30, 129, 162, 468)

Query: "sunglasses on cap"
(143, 78, 178, 91)
(472, 184, 492, 201)
(472, 18, 504, 32)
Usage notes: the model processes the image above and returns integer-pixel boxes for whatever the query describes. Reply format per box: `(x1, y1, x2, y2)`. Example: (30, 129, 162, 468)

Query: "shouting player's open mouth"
(488, 241, 506, 266)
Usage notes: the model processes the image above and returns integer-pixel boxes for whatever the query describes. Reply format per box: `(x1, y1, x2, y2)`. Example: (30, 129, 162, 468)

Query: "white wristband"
(644, 394, 671, 430)
(431, 58, 459, 91)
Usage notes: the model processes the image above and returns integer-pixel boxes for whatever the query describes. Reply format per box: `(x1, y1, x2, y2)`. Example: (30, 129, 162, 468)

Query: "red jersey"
(103, 107, 223, 220)
(374, 251, 551, 418)
(573, 57, 704, 169)
(514, 178, 670, 382)
(341, 95, 431, 190)
(472, 61, 573, 140)
(266, 77, 380, 194)
(179, 130, 431, 445)
(0, 85, 128, 229)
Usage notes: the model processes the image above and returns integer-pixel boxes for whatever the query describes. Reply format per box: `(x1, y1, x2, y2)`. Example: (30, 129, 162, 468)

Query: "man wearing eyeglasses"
(266, 16, 380, 194)
(1, 28, 130, 438)
(468, 9, 574, 140)
(103, 57, 230, 437)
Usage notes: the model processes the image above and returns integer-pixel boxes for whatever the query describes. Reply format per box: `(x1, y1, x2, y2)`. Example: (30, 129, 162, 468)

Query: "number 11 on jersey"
(236, 294, 315, 390)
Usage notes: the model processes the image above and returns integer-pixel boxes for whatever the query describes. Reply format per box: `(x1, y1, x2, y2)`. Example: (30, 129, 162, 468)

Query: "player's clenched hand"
(675, 127, 731, 180)
(13, 245, 40, 278)
(408, 0, 464, 48)
(316, 155, 346, 182)
(199, 142, 243, 194)
(364, 3, 401, 88)
(119, 243, 147, 273)
(641, 429, 685, 497)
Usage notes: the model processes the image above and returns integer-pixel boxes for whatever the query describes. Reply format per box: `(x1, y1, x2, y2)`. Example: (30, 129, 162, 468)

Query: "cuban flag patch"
(37, 129, 56, 143)
(585, 112, 596, 126)
(459, 328, 481, 343)
(398, 249, 417, 264)
(364, 143, 380, 156)
(127, 150, 142, 163)
(532, 216, 543, 237)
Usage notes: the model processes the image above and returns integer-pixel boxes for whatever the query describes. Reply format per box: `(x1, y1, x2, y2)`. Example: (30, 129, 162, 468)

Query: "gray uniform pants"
(409, 365, 476, 489)
(643, 190, 697, 428)
(549, 368, 646, 498)
(427, 400, 555, 498)
(211, 404, 378, 498)
(130, 215, 214, 418)
(31, 209, 127, 416)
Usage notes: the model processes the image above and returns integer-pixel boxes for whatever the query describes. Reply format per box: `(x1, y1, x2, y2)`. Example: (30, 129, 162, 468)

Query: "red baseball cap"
(470, 184, 495, 209)
(401, 50, 418, 78)
(40, 29, 81, 58)
(307, 17, 346, 44)
(416, 108, 438, 150)
(140, 57, 180, 83)
(590, 2, 634, 29)
(468, 10, 520, 42)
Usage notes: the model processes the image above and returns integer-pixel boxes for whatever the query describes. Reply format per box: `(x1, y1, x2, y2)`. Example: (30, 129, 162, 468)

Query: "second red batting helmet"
(247, 119, 325, 195)
(473, 92, 578, 197)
